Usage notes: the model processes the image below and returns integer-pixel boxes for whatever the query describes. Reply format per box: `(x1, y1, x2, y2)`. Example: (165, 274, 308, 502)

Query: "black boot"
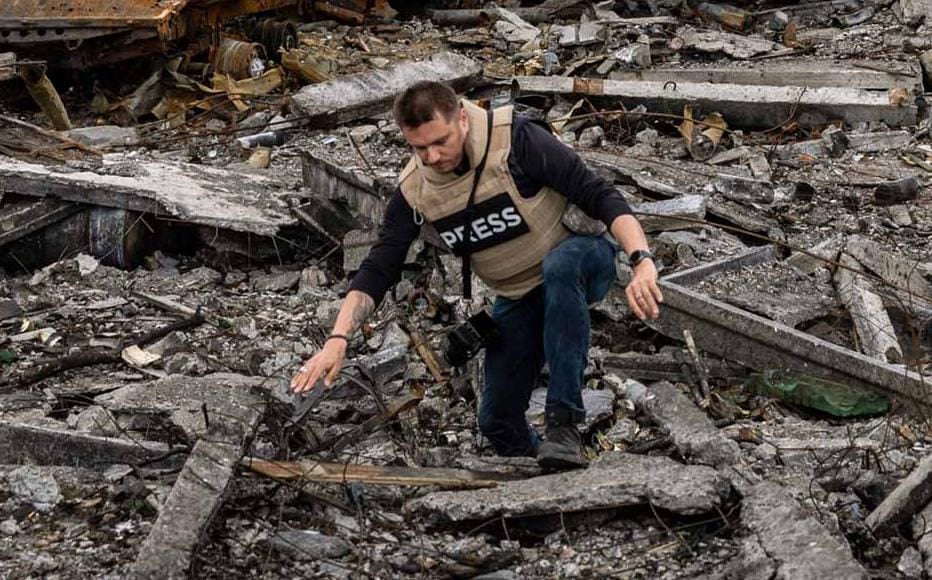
(537, 408, 588, 470)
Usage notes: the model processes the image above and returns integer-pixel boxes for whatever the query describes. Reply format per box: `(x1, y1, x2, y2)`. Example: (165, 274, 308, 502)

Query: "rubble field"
(2, 0, 932, 578)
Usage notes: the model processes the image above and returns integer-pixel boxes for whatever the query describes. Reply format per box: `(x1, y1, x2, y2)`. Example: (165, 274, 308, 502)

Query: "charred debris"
(1, 0, 932, 578)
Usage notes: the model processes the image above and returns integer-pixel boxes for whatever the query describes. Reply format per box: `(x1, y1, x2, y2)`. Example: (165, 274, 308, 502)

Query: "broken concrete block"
(874, 176, 921, 206)
(629, 195, 706, 233)
(577, 126, 604, 148)
(493, 7, 540, 45)
(712, 174, 774, 205)
(270, 529, 352, 560)
(898, 546, 923, 578)
(627, 381, 740, 468)
(406, 452, 730, 523)
(65, 125, 139, 148)
(4, 466, 63, 512)
(95, 373, 271, 442)
(846, 235, 932, 305)
(69, 405, 120, 437)
(525, 388, 615, 432)
(785, 235, 844, 275)
(911, 501, 932, 576)
(251, 270, 301, 292)
(740, 482, 869, 579)
(868, 452, 932, 534)
(677, 27, 780, 60)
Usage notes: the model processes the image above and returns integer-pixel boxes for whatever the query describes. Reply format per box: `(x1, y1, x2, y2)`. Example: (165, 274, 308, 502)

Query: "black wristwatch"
(628, 249, 654, 267)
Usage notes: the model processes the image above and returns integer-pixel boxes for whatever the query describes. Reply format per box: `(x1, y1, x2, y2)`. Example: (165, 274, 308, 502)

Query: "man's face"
(401, 107, 469, 174)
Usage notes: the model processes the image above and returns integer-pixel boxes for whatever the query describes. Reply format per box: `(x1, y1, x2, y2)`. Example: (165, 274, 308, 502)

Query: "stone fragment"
(577, 126, 604, 148)
(868, 453, 932, 534)
(271, 529, 352, 560)
(898, 547, 923, 578)
(5, 466, 63, 512)
(627, 380, 740, 467)
(741, 482, 868, 579)
(252, 270, 301, 292)
(70, 405, 120, 436)
(348, 125, 379, 142)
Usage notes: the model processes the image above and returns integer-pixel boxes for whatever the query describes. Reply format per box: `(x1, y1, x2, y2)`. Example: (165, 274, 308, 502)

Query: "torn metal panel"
(650, 246, 931, 406)
(291, 51, 483, 128)
(515, 76, 918, 129)
(0, 156, 297, 236)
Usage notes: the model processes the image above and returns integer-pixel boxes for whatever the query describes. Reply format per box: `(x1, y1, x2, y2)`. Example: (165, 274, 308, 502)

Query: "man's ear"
(458, 106, 468, 132)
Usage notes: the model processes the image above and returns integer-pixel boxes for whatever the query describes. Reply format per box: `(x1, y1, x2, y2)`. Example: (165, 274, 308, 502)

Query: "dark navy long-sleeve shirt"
(349, 115, 632, 305)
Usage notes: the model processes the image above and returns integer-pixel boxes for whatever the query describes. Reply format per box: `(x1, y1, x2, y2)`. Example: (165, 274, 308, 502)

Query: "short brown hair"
(393, 81, 460, 129)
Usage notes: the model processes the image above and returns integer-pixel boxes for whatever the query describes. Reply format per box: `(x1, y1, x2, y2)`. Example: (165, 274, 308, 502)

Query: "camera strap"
(462, 108, 494, 301)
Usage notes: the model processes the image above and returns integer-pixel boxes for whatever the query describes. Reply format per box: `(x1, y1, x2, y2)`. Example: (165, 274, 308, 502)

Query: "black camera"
(443, 310, 498, 368)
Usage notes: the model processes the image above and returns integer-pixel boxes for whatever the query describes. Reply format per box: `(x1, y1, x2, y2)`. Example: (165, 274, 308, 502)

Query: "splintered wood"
(245, 458, 513, 489)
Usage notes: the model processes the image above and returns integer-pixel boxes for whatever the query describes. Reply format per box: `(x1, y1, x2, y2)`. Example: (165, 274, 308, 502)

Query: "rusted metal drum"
(251, 18, 299, 61)
(212, 38, 267, 80)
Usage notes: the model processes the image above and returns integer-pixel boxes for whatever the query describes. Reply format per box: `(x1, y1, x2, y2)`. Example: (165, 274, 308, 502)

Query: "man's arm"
(291, 290, 374, 392)
(292, 189, 419, 392)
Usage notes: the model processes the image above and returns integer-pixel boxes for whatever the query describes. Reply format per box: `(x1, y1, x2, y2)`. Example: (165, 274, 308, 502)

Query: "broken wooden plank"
(0, 156, 296, 236)
(0, 421, 186, 469)
(406, 452, 730, 523)
(835, 254, 904, 363)
(131, 291, 198, 318)
(245, 458, 511, 489)
(733, 482, 869, 579)
(0, 197, 83, 248)
(598, 351, 747, 383)
(627, 380, 741, 468)
(515, 76, 918, 129)
(609, 62, 922, 91)
(291, 52, 482, 128)
(630, 194, 706, 232)
(650, 246, 932, 406)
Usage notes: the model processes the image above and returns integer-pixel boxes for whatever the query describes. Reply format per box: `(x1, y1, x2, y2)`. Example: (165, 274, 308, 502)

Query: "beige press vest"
(399, 100, 570, 299)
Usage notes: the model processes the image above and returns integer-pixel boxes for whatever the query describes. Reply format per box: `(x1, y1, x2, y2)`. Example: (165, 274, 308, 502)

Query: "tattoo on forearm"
(349, 296, 375, 333)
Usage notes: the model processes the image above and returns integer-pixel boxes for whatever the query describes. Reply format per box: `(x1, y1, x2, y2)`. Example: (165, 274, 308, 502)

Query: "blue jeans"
(477, 234, 618, 457)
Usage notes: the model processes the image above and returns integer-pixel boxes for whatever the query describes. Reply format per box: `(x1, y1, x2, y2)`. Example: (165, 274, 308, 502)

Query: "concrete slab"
(96, 373, 275, 442)
(740, 482, 868, 579)
(516, 76, 918, 129)
(406, 452, 730, 523)
(292, 52, 482, 128)
(0, 156, 297, 236)
(649, 246, 932, 406)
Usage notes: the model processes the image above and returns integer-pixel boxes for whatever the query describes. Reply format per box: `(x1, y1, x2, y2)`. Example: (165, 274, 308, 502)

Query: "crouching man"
(292, 81, 662, 469)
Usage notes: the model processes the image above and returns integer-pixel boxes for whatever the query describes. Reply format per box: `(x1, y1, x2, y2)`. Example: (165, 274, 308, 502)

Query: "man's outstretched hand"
(625, 259, 663, 320)
(291, 340, 347, 393)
